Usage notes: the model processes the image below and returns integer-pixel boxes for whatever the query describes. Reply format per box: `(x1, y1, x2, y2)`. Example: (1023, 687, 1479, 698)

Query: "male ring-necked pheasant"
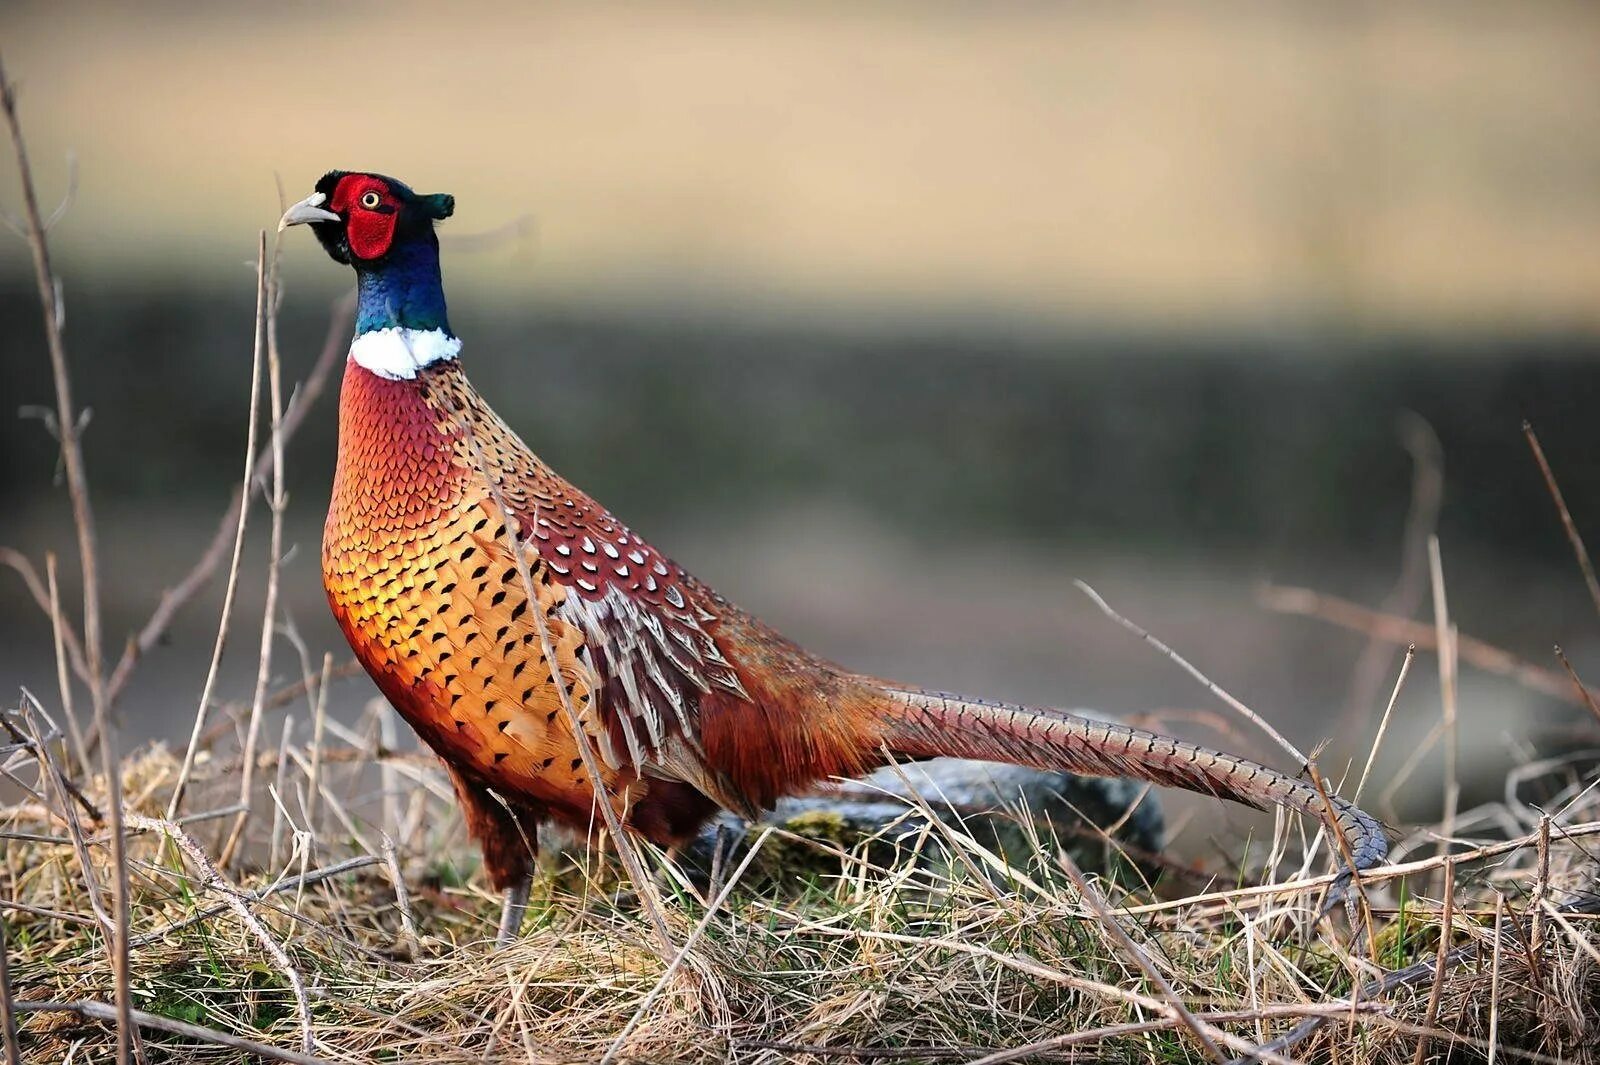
(280, 171, 1386, 943)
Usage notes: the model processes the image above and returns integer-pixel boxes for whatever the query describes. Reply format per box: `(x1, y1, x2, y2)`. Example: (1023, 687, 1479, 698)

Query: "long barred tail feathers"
(875, 685, 1388, 875)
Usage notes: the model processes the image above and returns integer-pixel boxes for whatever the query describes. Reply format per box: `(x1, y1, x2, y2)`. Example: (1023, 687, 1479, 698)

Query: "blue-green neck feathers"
(354, 237, 453, 336)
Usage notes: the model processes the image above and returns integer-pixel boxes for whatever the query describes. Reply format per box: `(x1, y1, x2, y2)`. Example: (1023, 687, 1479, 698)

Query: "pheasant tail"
(873, 685, 1387, 872)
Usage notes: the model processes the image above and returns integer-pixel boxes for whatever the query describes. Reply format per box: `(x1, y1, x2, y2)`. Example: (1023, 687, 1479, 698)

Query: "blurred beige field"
(4, 1, 1600, 331)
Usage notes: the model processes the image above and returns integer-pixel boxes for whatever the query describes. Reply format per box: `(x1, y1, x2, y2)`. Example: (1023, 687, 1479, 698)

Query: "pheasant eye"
(359, 191, 383, 210)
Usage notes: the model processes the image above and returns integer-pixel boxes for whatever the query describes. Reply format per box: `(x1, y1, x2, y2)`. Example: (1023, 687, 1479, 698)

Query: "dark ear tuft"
(315, 170, 348, 198)
(423, 193, 455, 221)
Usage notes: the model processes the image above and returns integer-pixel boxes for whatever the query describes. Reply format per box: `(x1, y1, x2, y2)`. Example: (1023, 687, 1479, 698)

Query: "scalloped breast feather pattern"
(350, 326, 462, 380)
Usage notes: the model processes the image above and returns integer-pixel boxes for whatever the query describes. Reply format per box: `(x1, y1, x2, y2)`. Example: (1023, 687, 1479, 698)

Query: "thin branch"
(1553, 645, 1600, 729)
(1260, 583, 1583, 706)
(304, 653, 334, 840)
(167, 233, 267, 821)
(1074, 579, 1307, 764)
(104, 290, 353, 707)
(0, 59, 104, 706)
(14, 1000, 330, 1065)
(600, 828, 774, 1065)
(1487, 894, 1505, 1065)
(0, 54, 131, 1065)
(0, 912, 19, 1065)
(46, 554, 91, 780)
(1429, 536, 1460, 882)
(1308, 761, 1377, 960)
(0, 899, 96, 926)
(14, 700, 111, 936)
(1523, 420, 1600, 620)
(1354, 644, 1414, 805)
(124, 813, 316, 1055)
(1341, 413, 1441, 734)
(1411, 860, 1453, 1065)
(380, 833, 418, 950)
(128, 854, 381, 949)
(269, 715, 296, 872)
(222, 224, 289, 868)
(0, 547, 88, 683)
(1053, 848, 1228, 1064)
(199, 656, 363, 750)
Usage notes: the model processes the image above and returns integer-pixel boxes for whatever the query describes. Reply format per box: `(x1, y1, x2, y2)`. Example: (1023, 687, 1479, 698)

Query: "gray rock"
(679, 756, 1165, 886)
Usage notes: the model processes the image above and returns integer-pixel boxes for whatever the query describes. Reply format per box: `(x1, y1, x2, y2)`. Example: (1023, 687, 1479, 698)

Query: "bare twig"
(39, 149, 75, 231)
(1429, 537, 1460, 879)
(101, 290, 353, 707)
(128, 854, 381, 949)
(222, 226, 290, 868)
(14, 1000, 330, 1065)
(601, 829, 774, 1065)
(167, 233, 268, 821)
(1553, 645, 1600, 729)
(1259, 584, 1582, 706)
(0, 899, 96, 926)
(0, 548, 88, 694)
(1488, 893, 1504, 1065)
(380, 833, 418, 949)
(1523, 420, 1600, 620)
(1341, 414, 1442, 733)
(1074, 579, 1306, 764)
(0, 912, 20, 1065)
(125, 813, 316, 1055)
(199, 656, 363, 750)
(1354, 644, 1414, 804)
(46, 554, 91, 780)
(1539, 898, 1600, 966)
(305, 653, 333, 839)
(1532, 815, 1550, 957)
(1412, 859, 1452, 1065)
(1053, 848, 1228, 1063)
(1308, 762, 1378, 960)
(269, 714, 296, 871)
(0, 59, 104, 713)
(0, 56, 132, 1065)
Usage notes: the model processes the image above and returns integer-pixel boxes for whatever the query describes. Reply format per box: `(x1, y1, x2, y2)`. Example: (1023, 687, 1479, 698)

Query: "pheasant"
(280, 171, 1387, 943)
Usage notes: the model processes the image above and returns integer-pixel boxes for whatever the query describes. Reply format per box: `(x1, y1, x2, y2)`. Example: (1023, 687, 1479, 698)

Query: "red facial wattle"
(329, 174, 398, 260)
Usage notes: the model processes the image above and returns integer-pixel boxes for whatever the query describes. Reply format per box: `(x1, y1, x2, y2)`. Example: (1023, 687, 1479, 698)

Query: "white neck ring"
(349, 327, 461, 380)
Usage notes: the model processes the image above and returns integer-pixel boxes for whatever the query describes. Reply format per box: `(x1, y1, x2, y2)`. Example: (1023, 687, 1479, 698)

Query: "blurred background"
(3, 3, 1598, 846)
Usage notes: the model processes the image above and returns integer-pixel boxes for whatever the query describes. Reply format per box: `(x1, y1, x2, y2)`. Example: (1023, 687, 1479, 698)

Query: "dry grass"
(1, 722, 1597, 1064)
(3, 50, 1600, 1065)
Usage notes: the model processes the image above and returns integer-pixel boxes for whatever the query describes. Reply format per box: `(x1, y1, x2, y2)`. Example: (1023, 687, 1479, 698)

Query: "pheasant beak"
(278, 191, 341, 231)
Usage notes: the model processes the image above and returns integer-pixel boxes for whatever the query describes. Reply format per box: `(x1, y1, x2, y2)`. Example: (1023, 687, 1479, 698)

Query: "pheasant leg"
(496, 876, 532, 947)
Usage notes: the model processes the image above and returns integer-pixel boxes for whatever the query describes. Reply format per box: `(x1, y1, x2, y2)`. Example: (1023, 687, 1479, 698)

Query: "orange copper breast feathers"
(323, 361, 884, 835)
(322, 362, 627, 822)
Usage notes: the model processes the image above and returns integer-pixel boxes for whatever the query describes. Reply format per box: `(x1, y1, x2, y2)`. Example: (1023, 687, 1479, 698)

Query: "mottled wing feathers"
(414, 370, 761, 813)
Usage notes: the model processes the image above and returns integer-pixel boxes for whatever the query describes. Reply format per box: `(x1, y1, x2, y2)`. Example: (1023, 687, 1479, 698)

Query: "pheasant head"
(280, 171, 460, 377)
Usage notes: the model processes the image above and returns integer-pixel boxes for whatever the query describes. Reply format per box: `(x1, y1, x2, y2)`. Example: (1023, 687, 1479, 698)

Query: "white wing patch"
(558, 586, 746, 763)
(557, 585, 759, 817)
